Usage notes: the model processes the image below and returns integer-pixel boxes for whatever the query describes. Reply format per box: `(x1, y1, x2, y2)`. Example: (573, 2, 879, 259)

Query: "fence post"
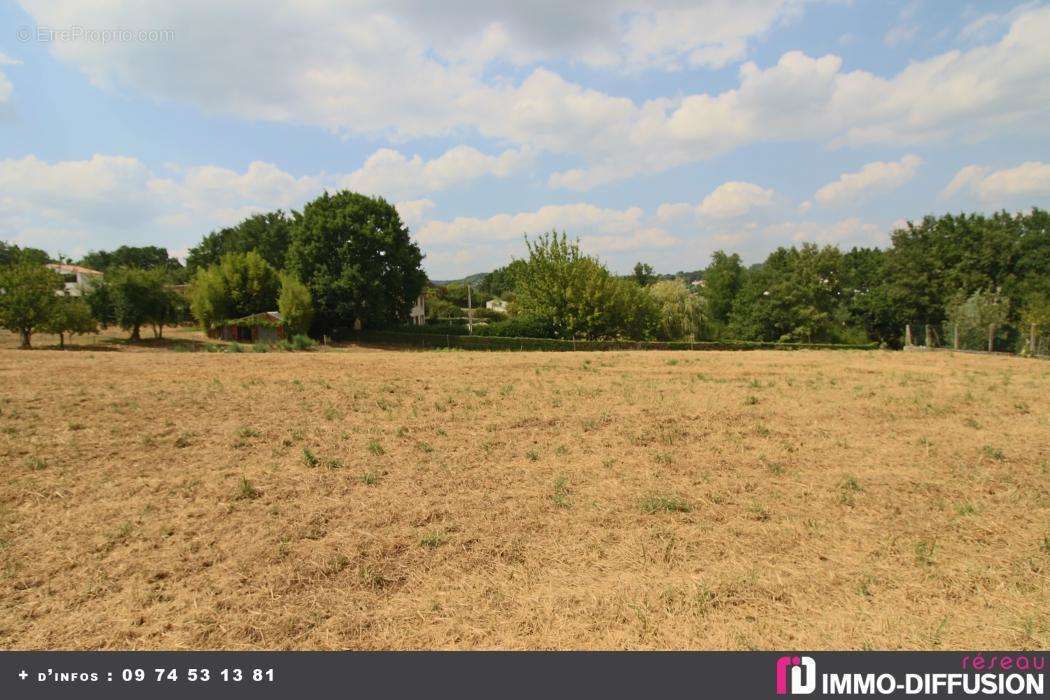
(953, 323, 959, 350)
(905, 324, 912, 347)
(987, 324, 995, 353)
(925, 324, 932, 348)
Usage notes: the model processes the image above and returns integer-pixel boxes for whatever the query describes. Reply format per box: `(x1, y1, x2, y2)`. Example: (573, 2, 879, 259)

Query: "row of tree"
(0, 191, 427, 346)
(432, 209, 1048, 347)
(3, 201, 1046, 348)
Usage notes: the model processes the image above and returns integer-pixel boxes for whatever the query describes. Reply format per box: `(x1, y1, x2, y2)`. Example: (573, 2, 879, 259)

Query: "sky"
(1, 0, 1049, 279)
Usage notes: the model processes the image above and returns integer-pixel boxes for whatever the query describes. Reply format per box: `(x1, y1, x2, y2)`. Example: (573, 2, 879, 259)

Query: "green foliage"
(286, 191, 426, 333)
(703, 251, 743, 327)
(472, 316, 555, 338)
(640, 494, 691, 514)
(514, 231, 658, 340)
(278, 273, 314, 335)
(632, 261, 656, 287)
(79, 245, 184, 280)
(43, 296, 98, 348)
(647, 279, 706, 340)
(84, 281, 116, 328)
(280, 334, 317, 351)
(0, 263, 63, 347)
(423, 293, 462, 322)
(106, 267, 181, 340)
(189, 251, 280, 328)
(0, 242, 50, 267)
(946, 290, 1010, 348)
(476, 259, 525, 298)
(186, 211, 292, 272)
(729, 244, 847, 343)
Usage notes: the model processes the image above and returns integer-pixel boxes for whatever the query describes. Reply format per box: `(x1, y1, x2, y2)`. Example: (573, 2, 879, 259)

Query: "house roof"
(225, 311, 283, 324)
(46, 263, 103, 276)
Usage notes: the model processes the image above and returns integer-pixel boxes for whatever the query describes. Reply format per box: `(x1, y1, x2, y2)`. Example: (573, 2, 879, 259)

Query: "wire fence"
(903, 322, 1049, 357)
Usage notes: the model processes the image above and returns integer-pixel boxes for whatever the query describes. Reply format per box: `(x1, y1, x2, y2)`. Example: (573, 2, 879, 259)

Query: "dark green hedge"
(353, 330, 879, 352)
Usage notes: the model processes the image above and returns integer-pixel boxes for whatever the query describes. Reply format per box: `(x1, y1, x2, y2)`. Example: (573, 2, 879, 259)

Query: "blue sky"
(1, 0, 1048, 278)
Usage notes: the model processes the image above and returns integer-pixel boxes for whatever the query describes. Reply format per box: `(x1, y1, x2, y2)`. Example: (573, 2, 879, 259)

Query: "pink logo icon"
(776, 655, 816, 695)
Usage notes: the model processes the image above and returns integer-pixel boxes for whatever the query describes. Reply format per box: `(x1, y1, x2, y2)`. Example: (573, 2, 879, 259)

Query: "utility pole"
(467, 283, 473, 334)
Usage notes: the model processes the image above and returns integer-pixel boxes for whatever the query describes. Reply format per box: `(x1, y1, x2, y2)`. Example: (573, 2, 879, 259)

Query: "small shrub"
(252, 343, 269, 353)
(552, 475, 570, 508)
(982, 445, 1005, 462)
(301, 447, 319, 468)
(420, 530, 448, 548)
(367, 440, 385, 456)
(236, 477, 260, 500)
(525, 450, 539, 461)
(744, 395, 759, 406)
(226, 342, 244, 353)
(641, 494, 691, 514)
(914, 540, 936, 566)
(290, 334, 316, 351)
(748, 502, 771, 521)
(360, 470, 380, 486)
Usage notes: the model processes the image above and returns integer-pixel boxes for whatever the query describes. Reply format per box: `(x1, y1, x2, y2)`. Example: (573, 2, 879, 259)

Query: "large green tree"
(476, 260, 526, 299)
(0, 242, 50, 267)
(278, 273, 314, 336)
(0, 263, 62, 348)
(286, 191, 426, 333)
(730, 244, 846, 343)
(514, 231, 657, 340)
(188, 251, 281, 329)
(187, 211, 293, 272)
(43, 296, 98, 348)
(703, 251, 744, 328)
(106, 268, 181, 340)
(648, 280, 706, 340)
(79, 246, 183, 277)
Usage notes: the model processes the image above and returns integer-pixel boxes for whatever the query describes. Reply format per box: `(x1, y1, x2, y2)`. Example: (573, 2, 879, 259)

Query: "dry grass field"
(0, 337, 1047, 650)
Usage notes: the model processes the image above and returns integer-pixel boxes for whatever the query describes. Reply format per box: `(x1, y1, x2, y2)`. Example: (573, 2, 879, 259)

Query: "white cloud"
(654, 181, 776, 223)
(699, 181, 776, 218)
(394, 198, 436, 228)
(416, 203, 647, 246)
(19, 2, 1050, 190)
(342, 146, 532, 201)
(580, 227, 680, 253)
(813, 154, 922, 206)
(763, 217, 885, 246)
(0, 149, 517, 259)
(941, 161, 1050, 202)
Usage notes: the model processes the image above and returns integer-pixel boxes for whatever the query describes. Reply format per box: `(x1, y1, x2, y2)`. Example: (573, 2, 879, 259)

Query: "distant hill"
(429, 272, 489, 286)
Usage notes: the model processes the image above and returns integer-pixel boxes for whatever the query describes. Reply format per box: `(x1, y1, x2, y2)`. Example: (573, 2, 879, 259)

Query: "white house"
(485, 298, 509, 314)
(45, 263, 103, 296)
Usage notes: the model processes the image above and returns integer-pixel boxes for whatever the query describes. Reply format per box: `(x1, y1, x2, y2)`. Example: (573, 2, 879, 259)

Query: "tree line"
(0, 191, 426, 347)
(426, 209, 1048, 349)
(1, 200, 1046, 350)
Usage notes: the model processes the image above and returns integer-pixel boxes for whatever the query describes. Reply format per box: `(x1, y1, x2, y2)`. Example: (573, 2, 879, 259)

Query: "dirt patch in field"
(0, 346, 1046, 649)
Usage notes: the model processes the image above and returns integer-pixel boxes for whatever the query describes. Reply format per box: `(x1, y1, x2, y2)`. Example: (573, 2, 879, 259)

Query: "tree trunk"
(130, 324, 141, 341)
(19, 329, 31, 349)
(59, 332, 65, 349)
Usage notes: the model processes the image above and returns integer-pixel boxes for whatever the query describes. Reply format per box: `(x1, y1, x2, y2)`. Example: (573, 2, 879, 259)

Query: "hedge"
(352, 330, 879, 352)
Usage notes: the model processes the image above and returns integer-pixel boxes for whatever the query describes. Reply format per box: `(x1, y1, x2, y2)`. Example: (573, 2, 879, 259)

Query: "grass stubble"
(0, 334, 1046, 650)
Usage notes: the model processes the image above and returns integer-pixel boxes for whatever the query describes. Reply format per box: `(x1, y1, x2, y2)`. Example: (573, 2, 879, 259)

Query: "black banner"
(0, 651, 1045, 699)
